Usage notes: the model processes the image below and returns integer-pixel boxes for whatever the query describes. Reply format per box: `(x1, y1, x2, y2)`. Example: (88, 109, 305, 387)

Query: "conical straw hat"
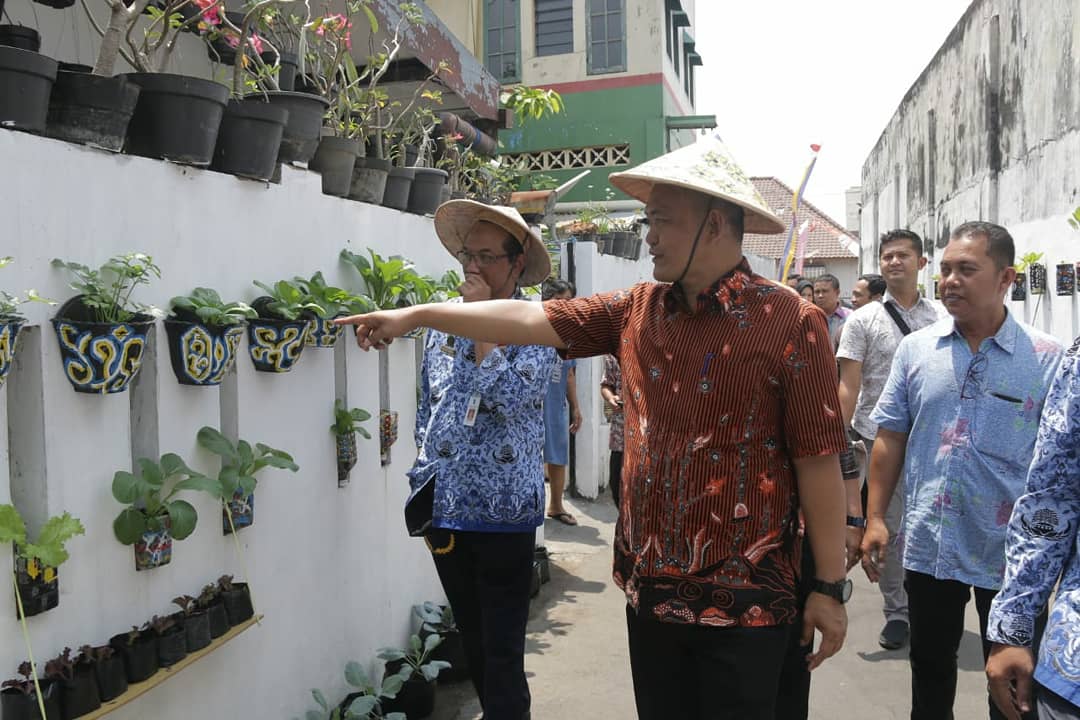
(434, 200, 551, 286)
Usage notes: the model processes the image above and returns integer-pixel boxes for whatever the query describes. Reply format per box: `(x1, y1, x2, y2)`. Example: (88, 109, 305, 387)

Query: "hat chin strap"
(674, 207, 713, 289)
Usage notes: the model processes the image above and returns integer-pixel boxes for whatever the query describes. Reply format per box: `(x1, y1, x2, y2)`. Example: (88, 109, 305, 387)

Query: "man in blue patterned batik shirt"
(406, 200, 557, 720)
(862, 221, 1063, 720)
(986, 335, 1080, 719)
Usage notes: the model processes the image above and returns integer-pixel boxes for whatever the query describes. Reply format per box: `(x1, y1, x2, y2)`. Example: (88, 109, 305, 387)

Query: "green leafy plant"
(1015, 252, 1045, 273)
(170, 287, 257, 327)
(340, 249, 429, 310)
(196, 426, 299, 501)
(111, 454, 221, 545)
(296, 661, 405, 720)
(413, 601, 455, 634)
(172, 595, 198, 616)
(43, 648, 76, 683)
(0, 257, 53, 319)
(253, 279, 324, 320)
(2, 662, 36, 695)
(331, 400, 372, 438)
(197, 583, 220, 610)
(1068, 206, 1080, 231)
(377, 634, 450, 683)
(293, 272, 357, 318)
(0, 505, 85, 570)
(51, 253, 161, 323)
(500, 85, 564, 125)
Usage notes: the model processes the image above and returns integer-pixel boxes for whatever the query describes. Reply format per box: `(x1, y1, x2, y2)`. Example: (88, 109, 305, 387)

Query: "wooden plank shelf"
(80, 615, 263, 719)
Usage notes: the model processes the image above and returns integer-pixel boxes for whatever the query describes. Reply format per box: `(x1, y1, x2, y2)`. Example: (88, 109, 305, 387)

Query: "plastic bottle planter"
(336, 431, 357, 487)
(306, 315, 344, 348)
(51, 297, 153, 394)
(247, 317, 309, 372)
(1029, 263, 1047, 295)
(1057, 263, 1076, 296)
(108, 632, 159, 683)
(380, 410, 399, 467)
(0, 678, 60, 720)
(223, 490, 254, 534)
(221, 583, 254, 625)
(13, 553, 59, 618)
(1011, 273, 1027, 301)
(164, 318, 245, 386)
(0, 316, 24, 389)
(133, 517, 173, 571)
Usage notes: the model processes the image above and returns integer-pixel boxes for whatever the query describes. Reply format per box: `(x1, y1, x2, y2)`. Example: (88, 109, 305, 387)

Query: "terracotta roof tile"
(744, 177, 857, 260)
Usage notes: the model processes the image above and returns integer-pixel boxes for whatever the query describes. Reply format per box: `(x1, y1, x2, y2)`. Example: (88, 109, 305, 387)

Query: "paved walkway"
(432, 494, 991, 719)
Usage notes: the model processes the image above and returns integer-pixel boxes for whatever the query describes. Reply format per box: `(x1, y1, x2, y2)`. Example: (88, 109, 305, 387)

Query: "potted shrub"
(1, 661, 60, 720)
(50, 254, 159, 394)
(331, 400, 371, 487)
(0, 505, 85, 619)
(196, 583, 230, 639)
(294, 272, 353, 348)
(76, 645, 126, 703)
(166, 288, 255, 386)
(248, 280, 321, 372)
(377, 634, 450, 720)
(0, 40, 59, 133)
(111, 453, 217, 571)
(339, 249, 430, 311)
(171, 595, 212, 652)
(43, 647, 100, 719)
(108, 626, 158, 684)
(396, 105, 449, 216)
(413, 602, 468, 683)
(334, 660, 406, 720)
(196, 425, 298, 533)
(0, 257, 53, 389)
(147, 614, 187, 667)
(216, 574, 254, 626)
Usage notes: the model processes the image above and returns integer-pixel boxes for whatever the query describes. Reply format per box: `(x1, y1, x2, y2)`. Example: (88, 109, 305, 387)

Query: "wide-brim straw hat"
(434, 200, 551, 286)
(609, 133, 786, 235)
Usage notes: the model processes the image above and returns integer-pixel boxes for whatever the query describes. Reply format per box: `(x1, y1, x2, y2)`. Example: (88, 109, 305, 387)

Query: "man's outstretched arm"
(336, 300, 567, 351)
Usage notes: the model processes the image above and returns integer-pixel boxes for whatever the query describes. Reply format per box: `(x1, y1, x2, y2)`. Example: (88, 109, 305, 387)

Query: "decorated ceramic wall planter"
(223, 490, 254, 534)
(1029, 263, 1047, 295)
(246, 300, 309, 372)
(336, 432, 357, 487)
(0, 316, 23, 388)
(1057, 263, 1075, 296)
(14, 554, 58, 618)
(380, 410, 399, 467)
(133, 520, 173, 571)
(306, 314, 344, 348)
(164, 318, 245, 386)
(1011, 273, 1027, 301)
(51, 296, 154, 394)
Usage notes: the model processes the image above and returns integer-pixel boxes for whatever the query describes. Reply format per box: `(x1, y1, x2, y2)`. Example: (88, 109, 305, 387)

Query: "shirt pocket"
(970, 393, 1031, 467)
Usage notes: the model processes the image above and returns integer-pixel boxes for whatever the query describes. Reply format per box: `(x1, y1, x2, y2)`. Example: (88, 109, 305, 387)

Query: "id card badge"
(463, 393, 481, 427)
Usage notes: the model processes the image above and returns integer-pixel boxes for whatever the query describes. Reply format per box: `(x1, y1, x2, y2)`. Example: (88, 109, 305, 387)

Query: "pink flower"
(192, 0, 221, 26)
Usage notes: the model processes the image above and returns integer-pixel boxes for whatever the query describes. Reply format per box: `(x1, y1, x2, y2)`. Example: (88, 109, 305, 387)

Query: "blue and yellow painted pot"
(247, 315, 309, 373)
(0, 316, 25, 389)
(134, 516, 173, 571)
(14, 550, 59, 618)
(164, 318, 245, 386)
(223, 490, 254, 534)
(306, 314, 344, 348)
(336, 431, 357, 487)
(51, 296, 154, 394)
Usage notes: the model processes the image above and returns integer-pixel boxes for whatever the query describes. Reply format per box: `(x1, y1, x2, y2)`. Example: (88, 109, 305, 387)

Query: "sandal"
(547, 511, 577, 526)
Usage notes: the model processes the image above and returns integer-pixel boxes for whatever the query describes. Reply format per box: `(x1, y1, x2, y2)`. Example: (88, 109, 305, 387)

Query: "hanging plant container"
(1057, 263, 1075, 296)
(0, 316, 24, 389)
(45, 71, 140, 152)
(0, 46, 58, 133)
(260, 91, 329, 164)
(1, 679, 60, 720)
(223, 489, 254, 533)
(59, 664, 101, 719)
(247, 308, 309, 373)
(336, 432, 357, 487)
(92, 652, 127, 702)
(306, 315, 343, 348)
(221, 582, 254, 625)
(210, 98, 289, 182)
(383, 167, 415, 211)
(310, 136, 361, 197)
(108, 632, 158, 683)
(0, 25, 40, 52)
(123, 73, 229, 165)
(133, 517, 173, 571)
(14, 553, 58, 618)
(51, 296, 154, 394)
(1029, 262, 1046, 295)
(380, 410, 398, 467)
(348, 155, 391, 204)
(205, 601, 229, 638)
(164, 318, 245, 386)
(1012, 272, 1027, 301)
(178, 610, 212, 652)
(407, 167, 448, 216)
(156, 625, 187, 667)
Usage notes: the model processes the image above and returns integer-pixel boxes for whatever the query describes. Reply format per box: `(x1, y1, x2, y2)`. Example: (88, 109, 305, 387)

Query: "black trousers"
(609, 450, 623, 506)
(906, 570, 1044, 720)
(775, 536, 815, 719)
(428, 529, 534, 720)
(626, 604, 791, 720)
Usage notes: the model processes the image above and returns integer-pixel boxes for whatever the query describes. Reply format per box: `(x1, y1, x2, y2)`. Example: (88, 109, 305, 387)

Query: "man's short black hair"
(879, 229, 923, 257)
(951, 221, 1014, 270)
(542, 278, 575, 301)
(814, 274, 840, 291)
(859, 273, 886, 297)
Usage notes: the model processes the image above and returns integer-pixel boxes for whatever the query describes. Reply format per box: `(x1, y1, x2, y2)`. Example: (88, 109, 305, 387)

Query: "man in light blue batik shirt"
(986, 336, 1080, 720)
(862, 222, 1063, 720)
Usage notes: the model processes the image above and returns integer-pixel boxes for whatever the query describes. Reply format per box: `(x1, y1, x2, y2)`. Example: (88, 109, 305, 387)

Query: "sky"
(693, 0, 974, 226)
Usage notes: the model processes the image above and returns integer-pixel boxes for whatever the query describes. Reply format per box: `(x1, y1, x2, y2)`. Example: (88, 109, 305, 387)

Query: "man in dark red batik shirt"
(337, 135, 850, 720)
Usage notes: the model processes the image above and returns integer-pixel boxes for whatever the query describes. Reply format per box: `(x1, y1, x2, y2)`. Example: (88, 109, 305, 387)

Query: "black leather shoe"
(879, 619, 910, 649)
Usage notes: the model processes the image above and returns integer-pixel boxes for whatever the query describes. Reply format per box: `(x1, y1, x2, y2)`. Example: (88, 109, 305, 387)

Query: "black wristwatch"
(846, 515, 866, 529)
(811, 578, 853, 604)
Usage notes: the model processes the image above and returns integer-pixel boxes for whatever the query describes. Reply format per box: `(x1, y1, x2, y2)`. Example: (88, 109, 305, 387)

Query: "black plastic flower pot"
(109, 633, 159, 683)
(45, 71, 139, 152)
(0, 46, 58, 133)
(259, 90, 329, 164)
(164, 318, 245, 386)
(1029, 262, 1046, 295)
(1012, 273, 1027, 301)
(247, 309, 309, 373)
(1, 679, 61, 720)
(14, 553, 59, 618)
(92, 655, 127, 702)
(180, 610, 212, 652)
(407, 167, 448, 216)
(0, 25, 40, 52)
(310, 135, 360, 197)
(276, 52, 298, 91)
(404, 144, 418, 167)
(348, 155, 390, 204)
(122, 73, 229, 165)
(1057, 263, 1075, 296)
(56, 62, 92, 73)
(223, 489, 254, 533)
(381, 672, 436, 719)
(59, 665, 100, 720)
(382, 167, 415, 211)
(51, 296, 154, 394)
(205, 601, 229, 638)
(221, 584, 254, 625)
(34, 0, 75, 9)
(210, 98, 289, 181)
(156, 626, 187, 667)
(420, 627, 469, 683)
(306, 315, 343, 348)
(0, 316, 24, 389)
(336, 431, 357, 487)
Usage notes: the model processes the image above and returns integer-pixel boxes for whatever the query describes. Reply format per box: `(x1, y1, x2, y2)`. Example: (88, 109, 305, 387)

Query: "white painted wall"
(0, 129, 453, 718)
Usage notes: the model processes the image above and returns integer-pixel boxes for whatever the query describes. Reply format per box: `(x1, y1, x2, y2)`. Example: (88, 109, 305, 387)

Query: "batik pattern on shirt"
(544, 259, 848, 628)
(988, 336, 1080, 706)
(870, 311, 1063, 589)
(601, 354, 625, 452)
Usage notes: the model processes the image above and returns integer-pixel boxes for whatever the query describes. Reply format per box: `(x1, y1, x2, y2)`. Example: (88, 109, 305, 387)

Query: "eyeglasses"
(960, 352, 987, 399)
(455, 250, 511, 267)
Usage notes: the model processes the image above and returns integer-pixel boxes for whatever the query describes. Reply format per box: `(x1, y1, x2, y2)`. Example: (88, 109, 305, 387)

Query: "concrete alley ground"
(432, 494, 991, 719)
